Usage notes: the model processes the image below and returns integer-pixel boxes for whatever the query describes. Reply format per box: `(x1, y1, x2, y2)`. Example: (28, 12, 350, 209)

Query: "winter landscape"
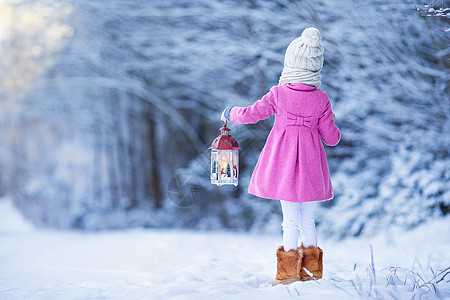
(1, 197, 449, 299)
(0, 0, 449, 299)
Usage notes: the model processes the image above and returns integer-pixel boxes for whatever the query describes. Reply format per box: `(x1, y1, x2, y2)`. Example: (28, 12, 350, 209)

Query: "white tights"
(280, 200, 317, 251)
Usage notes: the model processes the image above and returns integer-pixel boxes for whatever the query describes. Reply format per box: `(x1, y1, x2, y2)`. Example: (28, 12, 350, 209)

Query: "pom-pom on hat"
(279, 27, 324, 87)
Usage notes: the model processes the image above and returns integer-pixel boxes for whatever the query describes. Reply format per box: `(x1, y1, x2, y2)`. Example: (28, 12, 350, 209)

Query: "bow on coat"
(286, 112, 313, 128)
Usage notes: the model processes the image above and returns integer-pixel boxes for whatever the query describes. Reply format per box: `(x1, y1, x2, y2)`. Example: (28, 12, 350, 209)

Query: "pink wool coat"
(229, 83, 340, 203)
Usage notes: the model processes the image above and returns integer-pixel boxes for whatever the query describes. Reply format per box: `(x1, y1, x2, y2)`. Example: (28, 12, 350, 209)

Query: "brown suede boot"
(299, 245, 323, 281)
(271, 246, 302, 286)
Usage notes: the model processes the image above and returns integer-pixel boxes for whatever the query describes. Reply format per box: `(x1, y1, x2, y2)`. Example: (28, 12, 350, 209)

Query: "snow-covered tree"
(0, 0, 448, 237)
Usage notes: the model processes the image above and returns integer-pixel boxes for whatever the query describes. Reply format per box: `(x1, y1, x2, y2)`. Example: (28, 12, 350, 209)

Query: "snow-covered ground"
(0, 197, 449, 300)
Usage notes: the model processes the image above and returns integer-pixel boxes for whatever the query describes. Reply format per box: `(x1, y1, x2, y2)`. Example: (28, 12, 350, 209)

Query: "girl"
(221, 27, 340, 285)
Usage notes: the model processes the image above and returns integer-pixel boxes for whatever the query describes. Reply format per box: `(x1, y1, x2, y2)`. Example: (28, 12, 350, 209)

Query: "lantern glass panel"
(210, 149, 238, 186)
(232, 149, 239, 179)
(210, 150, 219, 181)
(219, 150, 231, 179)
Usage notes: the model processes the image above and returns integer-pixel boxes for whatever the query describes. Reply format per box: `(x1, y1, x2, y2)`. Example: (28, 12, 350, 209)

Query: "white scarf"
(279, 66, 322, 87)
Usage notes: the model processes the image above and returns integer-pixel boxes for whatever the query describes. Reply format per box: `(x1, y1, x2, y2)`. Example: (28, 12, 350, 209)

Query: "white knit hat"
(278, 27, 324, 87)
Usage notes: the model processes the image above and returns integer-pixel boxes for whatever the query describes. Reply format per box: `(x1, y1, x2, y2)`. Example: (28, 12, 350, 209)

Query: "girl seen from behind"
(221, 27, 340, 285)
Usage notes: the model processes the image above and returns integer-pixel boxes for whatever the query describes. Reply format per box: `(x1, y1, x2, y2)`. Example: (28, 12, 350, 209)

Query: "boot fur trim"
(273, 246, 302, 284)
(299, 245, 323, 281)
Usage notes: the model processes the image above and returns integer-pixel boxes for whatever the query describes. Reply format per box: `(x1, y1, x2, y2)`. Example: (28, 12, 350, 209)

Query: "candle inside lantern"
(220, 153, 230, 178)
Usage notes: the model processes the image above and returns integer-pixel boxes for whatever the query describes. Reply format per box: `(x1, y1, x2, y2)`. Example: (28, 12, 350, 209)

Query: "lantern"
(209, 121, 240, 186)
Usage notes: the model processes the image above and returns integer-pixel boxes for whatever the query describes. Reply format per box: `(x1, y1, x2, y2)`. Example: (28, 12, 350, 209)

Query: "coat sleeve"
(318, 98, 341, 146)
(229, 88, 277, 125)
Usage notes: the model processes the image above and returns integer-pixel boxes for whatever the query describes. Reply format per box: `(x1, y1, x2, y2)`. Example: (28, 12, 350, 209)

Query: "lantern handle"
(222, 120, 227, 128)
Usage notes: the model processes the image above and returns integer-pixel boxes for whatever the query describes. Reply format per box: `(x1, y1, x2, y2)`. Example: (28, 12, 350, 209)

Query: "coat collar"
(284, 83, 317, 91)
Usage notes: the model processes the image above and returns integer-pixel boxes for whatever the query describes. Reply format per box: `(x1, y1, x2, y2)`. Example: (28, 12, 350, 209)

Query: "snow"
(0, 199, 34, 233)
(0, 3, 448, 297)
(1, 197, 449, 299)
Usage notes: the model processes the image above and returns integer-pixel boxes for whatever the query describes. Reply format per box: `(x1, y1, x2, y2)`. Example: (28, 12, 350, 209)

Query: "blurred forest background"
(0, 0, 448, 239)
